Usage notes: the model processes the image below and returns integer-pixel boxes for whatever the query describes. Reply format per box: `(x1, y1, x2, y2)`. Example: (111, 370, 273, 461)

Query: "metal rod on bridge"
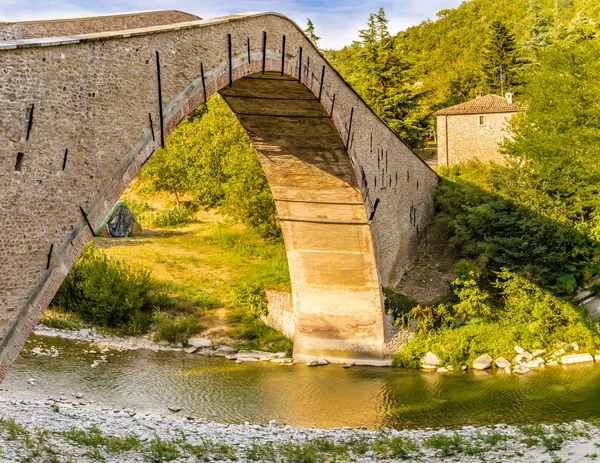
(346, 107, 354, 150)
(330, 94, 336, 118)
(79, 206, 96, 237)
(247, 38, 251, 64)
(318, 65, 325, 102)
(155, 51, 165, 149)
(26, 104, 34, 141)
(281, 35, 286, 75)
(46, 244, 53, 270)
(201, 62, 207, 103)
(297, 47, 302, 83)
(227, 34, 233, 87)
(62, 148, 69, 171)
(262, 32, 267, 74)
(369, 198, 380, 221)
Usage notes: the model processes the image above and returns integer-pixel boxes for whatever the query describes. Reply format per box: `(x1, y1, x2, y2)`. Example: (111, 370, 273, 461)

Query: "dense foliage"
(50, 245, 164, 336)
(326, 0, 600, 146)
(393, 28, 600, 366)
(140, 96, 278, 237)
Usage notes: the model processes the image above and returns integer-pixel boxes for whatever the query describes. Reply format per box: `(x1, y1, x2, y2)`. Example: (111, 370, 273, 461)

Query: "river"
(3, 334, 600, 430)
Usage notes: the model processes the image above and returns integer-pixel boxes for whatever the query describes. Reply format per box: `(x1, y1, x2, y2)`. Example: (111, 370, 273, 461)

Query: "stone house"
(435, 92, 518, 166)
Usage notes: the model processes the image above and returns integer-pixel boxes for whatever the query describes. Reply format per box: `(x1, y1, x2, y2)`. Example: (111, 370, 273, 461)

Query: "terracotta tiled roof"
(435, 94, 519, 115)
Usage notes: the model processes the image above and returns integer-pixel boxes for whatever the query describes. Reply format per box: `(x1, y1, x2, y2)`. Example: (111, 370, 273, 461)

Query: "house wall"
(437, 112, 515, 166)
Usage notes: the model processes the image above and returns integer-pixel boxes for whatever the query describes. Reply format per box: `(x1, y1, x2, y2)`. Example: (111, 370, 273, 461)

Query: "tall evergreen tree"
(349, 9, 428, 146)
(304, 18, 320, 46)
(481, 20, 519, 94)
(522, 1, 552, 58)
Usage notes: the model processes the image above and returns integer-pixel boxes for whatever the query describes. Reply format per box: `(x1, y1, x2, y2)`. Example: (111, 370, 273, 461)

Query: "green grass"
(96, 206, 292, 351)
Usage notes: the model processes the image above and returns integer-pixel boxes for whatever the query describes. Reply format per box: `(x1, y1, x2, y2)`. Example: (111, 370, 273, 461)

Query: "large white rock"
(187, 337, 213, 348)
(561, 353, 594, 365)
(514, 346, 533, 361)
(495, 357, 511, 369)
(306, 358, 329, 366)
(421, 352, 441, 367)
(532, 349, 547, 357)
(472, 354, 493, 370)
(513, 364, 531, 374)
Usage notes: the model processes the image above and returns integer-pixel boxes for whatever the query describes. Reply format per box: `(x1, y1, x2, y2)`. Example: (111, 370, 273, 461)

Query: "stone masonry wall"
(0, 12, 437, 379)
(437, 112, 515, 166)
(264, 290, 295, 341)
(0, 10, 200, 41)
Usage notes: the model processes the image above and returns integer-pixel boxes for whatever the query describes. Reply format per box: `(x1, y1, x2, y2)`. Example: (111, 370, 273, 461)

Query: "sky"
(0, 0, 462, 49)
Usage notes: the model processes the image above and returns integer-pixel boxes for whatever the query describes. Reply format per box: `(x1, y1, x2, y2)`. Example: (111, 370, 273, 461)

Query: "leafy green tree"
(140, 96, 278, 236)
(502, 38, 600, 227)
(481, 20, 519, 94)
(304, 18, 320, 46)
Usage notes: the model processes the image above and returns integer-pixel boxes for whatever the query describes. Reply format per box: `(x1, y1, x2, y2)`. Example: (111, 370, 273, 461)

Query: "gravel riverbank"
(0, 390, 599, 462)
(33, 325, 184, 353)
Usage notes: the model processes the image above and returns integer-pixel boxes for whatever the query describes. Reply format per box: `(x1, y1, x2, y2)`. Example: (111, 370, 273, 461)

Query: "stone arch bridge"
(0, 10, 437, 381)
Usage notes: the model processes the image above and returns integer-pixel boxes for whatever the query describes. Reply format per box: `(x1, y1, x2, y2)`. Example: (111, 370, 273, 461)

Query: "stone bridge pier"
(0, 10, 437, 381)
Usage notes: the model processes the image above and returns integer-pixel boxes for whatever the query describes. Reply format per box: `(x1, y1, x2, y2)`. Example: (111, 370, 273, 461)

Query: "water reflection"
(3, 335, 600, 429)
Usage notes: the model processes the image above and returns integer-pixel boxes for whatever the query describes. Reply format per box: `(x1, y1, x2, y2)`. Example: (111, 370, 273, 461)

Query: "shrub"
(394, 269, 600, 368)
(230, 283, 268, 318)
(383, 288, 418, 327)
(137, 208, 192, 228)
(50, 245, 162, 335)
(152, 312, 203, 345)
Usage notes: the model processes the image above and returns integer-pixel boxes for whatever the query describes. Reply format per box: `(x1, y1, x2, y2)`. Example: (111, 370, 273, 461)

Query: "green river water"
(3, 335, 600, 430)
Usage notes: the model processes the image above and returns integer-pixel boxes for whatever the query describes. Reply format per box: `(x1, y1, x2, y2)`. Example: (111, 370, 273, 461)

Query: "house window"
(479, 115, 486, 127)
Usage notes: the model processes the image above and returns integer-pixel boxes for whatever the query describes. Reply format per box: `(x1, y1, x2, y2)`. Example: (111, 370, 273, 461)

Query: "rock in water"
(561, 353, 593, 365)
(187, 337, 212, 348)
(472, 354, 493, 370)
(495, 357, 511, 369)
(343, 362, 355, 369)
(167, 406, 182, 413)
(513, 365, 531, 374)
(421, 352, 440, 369)
(306, 358, 329, 366)
(185, 346, 198, 354)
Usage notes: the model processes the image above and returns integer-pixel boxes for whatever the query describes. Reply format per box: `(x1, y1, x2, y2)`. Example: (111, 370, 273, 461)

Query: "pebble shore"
(0, 390, 599, 462)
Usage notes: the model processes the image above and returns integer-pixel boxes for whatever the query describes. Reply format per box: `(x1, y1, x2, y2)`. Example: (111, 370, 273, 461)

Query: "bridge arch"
(0, 12, 437, 380)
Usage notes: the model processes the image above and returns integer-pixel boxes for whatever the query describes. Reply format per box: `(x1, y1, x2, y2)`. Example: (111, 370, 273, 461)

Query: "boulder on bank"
(472, 354, 493, 370)
(421, 352, 440, 369)
(561, 353, 594, 365)
(514, 346, 533, 361)
(532, 349, 546, 357)
(495, 357, 511, 369)
(187, 337, 212, 348)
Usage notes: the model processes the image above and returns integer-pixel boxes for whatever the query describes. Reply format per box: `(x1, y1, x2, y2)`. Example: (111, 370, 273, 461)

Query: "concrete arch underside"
(0, 11, 438, 381)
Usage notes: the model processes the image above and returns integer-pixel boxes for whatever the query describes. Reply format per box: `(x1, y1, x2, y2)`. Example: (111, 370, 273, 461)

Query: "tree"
(521, 1, 552, 58)
(502, 38, 600, 227)
(140, 96, 279, 236)
(304, 18, 320, 46)
(481, 20, 519, 94)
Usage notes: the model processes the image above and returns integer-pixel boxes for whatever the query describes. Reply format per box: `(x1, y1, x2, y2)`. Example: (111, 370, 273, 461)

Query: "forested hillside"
(325, 0, 600, 147)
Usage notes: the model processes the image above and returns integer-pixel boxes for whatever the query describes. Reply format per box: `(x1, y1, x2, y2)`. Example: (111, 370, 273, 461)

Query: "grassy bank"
(46, 198, 292, 354)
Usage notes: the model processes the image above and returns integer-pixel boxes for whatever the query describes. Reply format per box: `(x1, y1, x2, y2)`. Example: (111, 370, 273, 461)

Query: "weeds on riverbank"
(3, 413, 600, 462)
